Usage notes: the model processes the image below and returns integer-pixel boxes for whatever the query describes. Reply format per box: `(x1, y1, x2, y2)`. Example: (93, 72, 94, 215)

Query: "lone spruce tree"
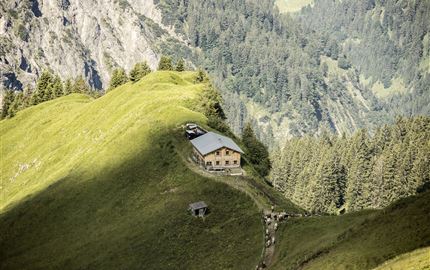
(158, 55, 173, 71)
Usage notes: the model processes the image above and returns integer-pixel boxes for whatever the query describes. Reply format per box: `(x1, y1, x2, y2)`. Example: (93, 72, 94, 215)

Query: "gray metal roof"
(189, 201, 208, 210)
(190, 132, 244, 155)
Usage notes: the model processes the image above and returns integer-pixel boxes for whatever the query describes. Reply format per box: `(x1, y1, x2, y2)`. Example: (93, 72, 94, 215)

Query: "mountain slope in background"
(0, 0, 190, 89)
(157, 0, 429, 146)
(1, 0, 429, 145)
(298, 0, 430, 118)
(0, 71, 262, 269)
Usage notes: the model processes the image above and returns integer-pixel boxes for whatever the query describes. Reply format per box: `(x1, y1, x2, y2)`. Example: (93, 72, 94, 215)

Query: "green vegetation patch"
(0, 71, 262, 270)
(373, 247, 430, 270)
(271, 191, 430, 269)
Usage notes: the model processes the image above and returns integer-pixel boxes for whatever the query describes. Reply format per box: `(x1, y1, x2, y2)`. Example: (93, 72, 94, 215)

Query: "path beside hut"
(174, 131, 303, 269)
(180, 156, 283, 268)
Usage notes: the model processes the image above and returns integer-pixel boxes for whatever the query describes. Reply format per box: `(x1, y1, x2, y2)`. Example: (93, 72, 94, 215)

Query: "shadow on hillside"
(0, 130, 263, 270)
(0, 136, 170, 268)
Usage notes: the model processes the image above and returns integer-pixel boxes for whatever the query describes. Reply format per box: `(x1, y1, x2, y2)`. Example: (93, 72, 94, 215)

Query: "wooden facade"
(193, 147, 241, 171)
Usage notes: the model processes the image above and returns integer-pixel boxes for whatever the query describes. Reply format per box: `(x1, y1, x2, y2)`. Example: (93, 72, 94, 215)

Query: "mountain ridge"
(1, 0, 429, 144)
(0, 71, 263, 269)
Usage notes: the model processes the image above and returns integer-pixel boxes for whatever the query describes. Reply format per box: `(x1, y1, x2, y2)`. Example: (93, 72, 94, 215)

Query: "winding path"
(180, 154, 283, 268)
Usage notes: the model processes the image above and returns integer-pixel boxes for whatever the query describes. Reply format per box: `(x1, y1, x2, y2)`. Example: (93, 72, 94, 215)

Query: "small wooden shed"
(188, 201, 208, 217)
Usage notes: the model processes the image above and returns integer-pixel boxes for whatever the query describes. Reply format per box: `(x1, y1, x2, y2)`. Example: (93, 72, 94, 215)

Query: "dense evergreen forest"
(157, 0, 429, 145)
(157, 0, 384, 142)
(299, 0, 430, 118)
(3, 0, 428, 146)
(270, 116, 430, 214)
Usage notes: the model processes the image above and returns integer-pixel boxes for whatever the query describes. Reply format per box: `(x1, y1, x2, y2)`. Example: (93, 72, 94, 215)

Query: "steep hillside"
(298, 0, 430, 117)
(156, 0, 418, 146)
(2, 0, 428, 145)
(0, 71, 262, 269)
(271, 191, 430, 269)
(0, 0, 191, 89)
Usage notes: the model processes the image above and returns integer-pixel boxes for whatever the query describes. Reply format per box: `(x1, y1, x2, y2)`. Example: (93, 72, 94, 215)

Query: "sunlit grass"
(0, 71, 262, 270)
(373, 247, 430, 270)
(271, 192, 430, 269)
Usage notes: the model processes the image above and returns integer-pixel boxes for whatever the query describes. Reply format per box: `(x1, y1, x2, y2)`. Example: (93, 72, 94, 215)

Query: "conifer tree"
(199, 84, 225, 119)
(32, 70, 54, 104)
(44, 82, 55, 101)
(21, 86, 32, 108)
(270, 116, 430, 213)
(411, 149, 430, 192)
(382, 143, 399, 202)
(63, 79, 73, 95)
(108, 68, 128, 90)
(175, 58, 185, 72)
(7, 92, 24, 118)
(344, 130, 370, 210)
(242, 123, 271, 176)
(157, 55, 173, 71)
(129, 62, 151, 82)
(52, 75, 64, 98)
(195, 69, 206, 83)
(1, 90, 14, 119)
(74, 76, 90, 94)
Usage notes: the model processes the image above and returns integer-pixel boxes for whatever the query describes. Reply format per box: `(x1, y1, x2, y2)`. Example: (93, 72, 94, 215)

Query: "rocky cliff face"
(0, 0, 179, 90)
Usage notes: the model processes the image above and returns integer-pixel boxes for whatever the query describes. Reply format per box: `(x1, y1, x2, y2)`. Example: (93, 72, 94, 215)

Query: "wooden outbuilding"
(188, 201, 208, 217)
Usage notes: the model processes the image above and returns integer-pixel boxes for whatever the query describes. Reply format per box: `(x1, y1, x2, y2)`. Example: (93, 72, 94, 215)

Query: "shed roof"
(189, 201, 208, 210)
(190, 132, 244, 156)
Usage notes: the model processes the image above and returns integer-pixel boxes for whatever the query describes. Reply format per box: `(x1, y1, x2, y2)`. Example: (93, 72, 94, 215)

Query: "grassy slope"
(271, 191, 430, 270)
(373, 247, 430, 270)
(0, 71, 262, 270)
(175, 133, 303, 213)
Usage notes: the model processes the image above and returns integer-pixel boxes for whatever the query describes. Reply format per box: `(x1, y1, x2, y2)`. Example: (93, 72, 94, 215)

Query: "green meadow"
(1, 70, 429, 270)
(373, 247, 430, 270)
(0, 71, 262, 269)
(271, 191, 430, 269)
